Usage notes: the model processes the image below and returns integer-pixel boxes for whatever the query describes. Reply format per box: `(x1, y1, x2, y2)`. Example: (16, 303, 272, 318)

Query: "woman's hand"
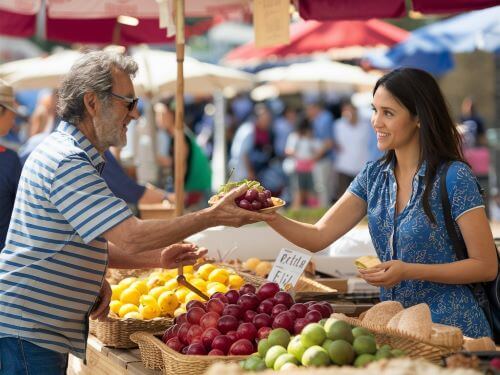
(160, 243, 208, 269)
(358, 260, 408, 288)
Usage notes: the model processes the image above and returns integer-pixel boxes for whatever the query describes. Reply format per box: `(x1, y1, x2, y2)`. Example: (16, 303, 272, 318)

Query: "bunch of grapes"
(236, 188, 273, 211)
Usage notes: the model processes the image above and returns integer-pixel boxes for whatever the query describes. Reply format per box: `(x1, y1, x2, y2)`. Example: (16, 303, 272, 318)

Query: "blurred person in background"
(305, 96, 336, 206)
(333, 100, 373, 199)
(285, 117, 321, 209)
(0, 80, 22, 251)
(154, 98, 212, 208)
(459, 96, 486, 148)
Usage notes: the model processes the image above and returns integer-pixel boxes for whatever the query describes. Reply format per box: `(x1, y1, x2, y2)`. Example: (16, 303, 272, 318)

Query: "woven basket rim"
(131, 331, 249, 360)
(90, 315, 174, 323)
(332, 313, 463, 350)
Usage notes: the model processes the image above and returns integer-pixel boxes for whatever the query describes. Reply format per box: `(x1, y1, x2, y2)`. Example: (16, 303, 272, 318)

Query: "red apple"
(289, 303, 308, 318)
(186, 300, 206, 311)
(272, 311, 294, 332)
(271, 304, 288, 318)
(200, 311, 220, 330)
(229, 339, 254, 356)
(257, 326, 272, 340)
(305, 309, 322, 323)
(210, 292, 229, 303)
(256, 282, 280, 301)
(187, 325, 204, 344)
(226, 330, 238, 343)
(257, 299, 274, 315)
(208, 348, 225, 356)
(186, 307, 205, 325)
(239, 283, 256, 295)
(319, 301, 334, 315)
(175, 313, 188, 325)
(236, 322, 257, 341)
(243, 309, 258, 323)
(178, 322, 191, 345)
(294, 318, 309, 334)
(206, 298, 225, 315)
(223, 304, 243, 319)
(217, 315, 239, 334)
(186, 342, 207, 355)
(274, 291, 294, 308)
(166, 337, 184, 352)
(238, 293, 260, 311)
(211, 335, 232, 355)
(253, 313, 272, 329)
(201, 327, 221, 350)
(225, 290, 240, 304)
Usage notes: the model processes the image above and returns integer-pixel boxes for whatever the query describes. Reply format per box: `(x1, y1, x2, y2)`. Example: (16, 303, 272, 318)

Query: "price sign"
(267, 248, 312, 290)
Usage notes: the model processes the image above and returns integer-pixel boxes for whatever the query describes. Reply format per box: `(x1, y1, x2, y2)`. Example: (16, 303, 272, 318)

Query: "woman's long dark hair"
(374, 68, 465, 224)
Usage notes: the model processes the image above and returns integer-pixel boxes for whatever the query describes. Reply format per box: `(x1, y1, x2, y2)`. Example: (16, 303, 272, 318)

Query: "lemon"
(164, 279, 178, 291)
(109, 300, 122, 315)
(228, 274, 245, 289)
(183, 265, 194, 274)
(139, 303, 160, 319)
(119, 303, 139, 318)
(243, 257, 261, 271)
(190, 278, 207, 292)
(208, 268, 229, 284)
(185, 291, 204, 303)
(197, 264, 216, 280)
(147, 275, 166, 290)
(174, 306, 186, 317)
(207, 281, 228, 292)
(130, 280, 149, 295)
(255, 261, 272, 277)
(149, 286, 169, 300)
(120, 288, 141, 306)
(158, 291, 179, 314)
(164, 269, 178, 278)
(111, 284, 127, 301)
(139, 295, 157, 306)
(123, 311, 143, 320)
(118, 277, 137, 288)
(175, 287, 189, 302)
(185, 273, 194, 282)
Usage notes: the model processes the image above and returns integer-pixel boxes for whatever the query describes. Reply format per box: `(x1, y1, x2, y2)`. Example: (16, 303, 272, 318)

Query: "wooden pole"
(174, 0, 185, 216)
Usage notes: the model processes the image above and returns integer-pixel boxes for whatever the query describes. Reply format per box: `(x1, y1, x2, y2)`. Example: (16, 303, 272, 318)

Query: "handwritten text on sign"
(267, 248, 312, 290)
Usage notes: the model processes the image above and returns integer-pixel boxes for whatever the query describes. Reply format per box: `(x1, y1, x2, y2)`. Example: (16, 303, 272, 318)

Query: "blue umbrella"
(366, 6, 500, 75)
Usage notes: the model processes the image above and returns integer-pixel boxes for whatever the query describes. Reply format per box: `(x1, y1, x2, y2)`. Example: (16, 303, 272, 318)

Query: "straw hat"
(0, 79, 22, 117)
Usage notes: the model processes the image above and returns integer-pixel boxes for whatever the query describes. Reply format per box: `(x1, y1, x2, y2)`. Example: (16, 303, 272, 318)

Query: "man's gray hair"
(57, 51, 138, 125)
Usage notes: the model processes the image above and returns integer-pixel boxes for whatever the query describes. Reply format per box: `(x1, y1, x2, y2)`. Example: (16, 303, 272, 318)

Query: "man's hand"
(90, 279, 112, 321)
(358, 260, 408, 288)
(210, 184, 276, 227)
(160, 243, 208, 269)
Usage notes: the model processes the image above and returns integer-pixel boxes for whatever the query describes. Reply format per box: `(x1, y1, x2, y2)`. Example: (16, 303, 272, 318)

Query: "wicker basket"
(331, 313, 462, 363)
(90, 315, 173, 348)
(130, 331, 165, 370)
(131, 331, 248, 375)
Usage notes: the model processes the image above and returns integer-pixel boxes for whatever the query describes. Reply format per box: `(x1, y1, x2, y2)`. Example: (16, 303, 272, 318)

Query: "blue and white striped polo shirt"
(0, 121, 132, 359)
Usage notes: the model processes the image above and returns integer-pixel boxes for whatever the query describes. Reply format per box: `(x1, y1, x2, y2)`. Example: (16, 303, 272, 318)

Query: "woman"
(267, 68, 498, 338)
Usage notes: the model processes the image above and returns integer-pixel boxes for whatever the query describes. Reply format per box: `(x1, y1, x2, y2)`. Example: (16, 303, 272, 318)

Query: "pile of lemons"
(109, 264, 245, 320)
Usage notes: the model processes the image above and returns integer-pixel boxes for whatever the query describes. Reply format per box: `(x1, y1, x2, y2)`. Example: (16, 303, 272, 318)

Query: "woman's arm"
(267, 191, 367, 252)
(360, 207, 498, 287)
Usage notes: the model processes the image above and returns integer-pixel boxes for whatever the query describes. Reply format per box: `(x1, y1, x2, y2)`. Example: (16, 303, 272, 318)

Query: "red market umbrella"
(298, 0, 500, 20)
(224, 19, 409, 65)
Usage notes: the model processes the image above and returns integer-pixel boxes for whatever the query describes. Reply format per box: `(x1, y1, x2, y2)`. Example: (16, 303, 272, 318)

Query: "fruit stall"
(67, 181, 498, 374)
(66, 258, 499, 375)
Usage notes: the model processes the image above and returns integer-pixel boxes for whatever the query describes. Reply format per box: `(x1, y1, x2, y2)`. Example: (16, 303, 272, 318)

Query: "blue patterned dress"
(349, 159, 491, 338)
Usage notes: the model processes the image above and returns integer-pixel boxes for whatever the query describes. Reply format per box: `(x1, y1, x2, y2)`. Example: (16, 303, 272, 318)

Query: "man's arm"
(103, 184, 274, 255)
(108, 242, 207, 269)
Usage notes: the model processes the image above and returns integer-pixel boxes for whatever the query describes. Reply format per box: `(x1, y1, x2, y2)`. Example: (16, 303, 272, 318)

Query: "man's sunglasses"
(110, 92, 139, 112)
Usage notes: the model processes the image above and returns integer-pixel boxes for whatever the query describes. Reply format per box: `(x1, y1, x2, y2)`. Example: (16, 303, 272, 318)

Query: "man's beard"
(93, 108, 127, 150)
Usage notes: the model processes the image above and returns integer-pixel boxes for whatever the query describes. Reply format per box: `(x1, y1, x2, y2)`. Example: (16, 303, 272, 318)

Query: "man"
(0, 51, 272, 374)
(0, 80, 22, 252)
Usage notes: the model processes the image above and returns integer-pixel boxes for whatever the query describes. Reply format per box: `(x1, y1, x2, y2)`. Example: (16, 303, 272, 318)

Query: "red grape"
(251, 201, 262, 210)
(244, 189, 258, 201)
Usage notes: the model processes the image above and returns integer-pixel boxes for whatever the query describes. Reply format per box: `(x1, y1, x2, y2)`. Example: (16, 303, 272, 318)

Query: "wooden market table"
(67, 335, 161, 375)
